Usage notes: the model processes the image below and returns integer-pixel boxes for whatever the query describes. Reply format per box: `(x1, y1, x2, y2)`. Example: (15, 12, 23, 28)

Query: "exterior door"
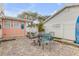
(76, 16, 79, 44)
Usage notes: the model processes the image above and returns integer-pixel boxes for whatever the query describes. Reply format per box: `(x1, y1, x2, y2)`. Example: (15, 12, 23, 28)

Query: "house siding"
(0, 17, 26, 39)
(44, 6, 79, 41)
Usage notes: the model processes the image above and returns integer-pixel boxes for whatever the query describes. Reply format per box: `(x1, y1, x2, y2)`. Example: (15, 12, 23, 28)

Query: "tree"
(37, 21, 45, 32)
(17, 11, 50, 28)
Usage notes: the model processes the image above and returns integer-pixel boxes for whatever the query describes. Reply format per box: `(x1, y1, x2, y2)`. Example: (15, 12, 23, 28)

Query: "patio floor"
(0, 38, 79, 56)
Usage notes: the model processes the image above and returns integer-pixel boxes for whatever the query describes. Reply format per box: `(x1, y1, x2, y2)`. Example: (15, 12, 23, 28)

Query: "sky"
(4, 3, 64, 17)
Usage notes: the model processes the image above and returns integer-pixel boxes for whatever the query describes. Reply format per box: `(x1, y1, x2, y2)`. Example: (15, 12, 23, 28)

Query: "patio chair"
(41, 33, 53, 44)
(39, 33, 54, 51)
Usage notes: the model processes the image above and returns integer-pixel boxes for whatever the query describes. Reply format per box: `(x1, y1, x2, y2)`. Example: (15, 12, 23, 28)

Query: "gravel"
(0, 38, 79, 56)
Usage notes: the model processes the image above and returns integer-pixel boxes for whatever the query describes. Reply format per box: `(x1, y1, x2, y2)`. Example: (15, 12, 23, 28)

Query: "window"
(4, 20, 10, 29)
(14, 21, 20, 29)
(0, 24, 1, 29)
(53, 24, 61, 28)
(21, 23, 24, 29)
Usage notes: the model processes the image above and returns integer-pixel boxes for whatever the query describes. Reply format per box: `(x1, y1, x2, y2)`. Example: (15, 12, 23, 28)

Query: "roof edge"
(0, 16, 26, 22)
(44, 4, 79, 24)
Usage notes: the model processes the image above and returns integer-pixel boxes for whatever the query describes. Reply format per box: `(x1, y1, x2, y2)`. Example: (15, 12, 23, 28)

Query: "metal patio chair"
(39, 33, 54, 51)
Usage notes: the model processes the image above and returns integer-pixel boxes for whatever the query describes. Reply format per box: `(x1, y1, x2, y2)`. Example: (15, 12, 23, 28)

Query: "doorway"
(75, 16, 79, 44)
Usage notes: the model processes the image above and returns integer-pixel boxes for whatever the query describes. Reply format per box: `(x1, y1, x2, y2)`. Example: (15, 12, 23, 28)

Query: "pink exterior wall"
(3, 29, 25, 38)
(2, 18, 26, 39)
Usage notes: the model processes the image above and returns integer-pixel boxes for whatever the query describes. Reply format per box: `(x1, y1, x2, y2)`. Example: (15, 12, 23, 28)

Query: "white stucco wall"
(44, 6, 79, 41)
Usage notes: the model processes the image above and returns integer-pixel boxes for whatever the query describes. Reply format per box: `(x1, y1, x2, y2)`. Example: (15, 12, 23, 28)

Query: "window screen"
(4, 20, 10, 29)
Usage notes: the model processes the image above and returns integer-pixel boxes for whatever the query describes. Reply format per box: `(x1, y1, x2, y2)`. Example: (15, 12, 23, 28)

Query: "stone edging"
(54, 39, 79, 48)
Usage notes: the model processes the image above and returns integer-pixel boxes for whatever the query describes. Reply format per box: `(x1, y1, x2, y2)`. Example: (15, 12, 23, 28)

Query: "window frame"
(4, 20, 11, 29)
